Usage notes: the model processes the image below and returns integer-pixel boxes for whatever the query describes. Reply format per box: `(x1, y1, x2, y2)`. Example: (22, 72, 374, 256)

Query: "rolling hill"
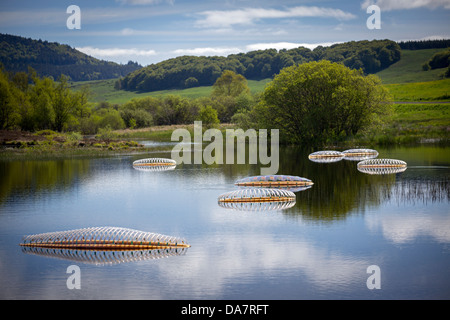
(0, 33, 141, 81)
(117, 39, 402, 92)
(375, 48, 449, 84)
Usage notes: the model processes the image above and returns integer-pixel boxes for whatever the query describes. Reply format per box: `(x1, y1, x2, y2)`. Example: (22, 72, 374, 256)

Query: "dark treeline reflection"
(274, 146, 395, 221)
(1, 144, 448, 222)
(214, 145, 449, 222)
(279, 146, 449, 221)
(0, 159, 91, 206)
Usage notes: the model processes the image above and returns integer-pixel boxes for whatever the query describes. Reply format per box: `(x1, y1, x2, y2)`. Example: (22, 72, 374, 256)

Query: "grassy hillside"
(375, 48, 448, 84)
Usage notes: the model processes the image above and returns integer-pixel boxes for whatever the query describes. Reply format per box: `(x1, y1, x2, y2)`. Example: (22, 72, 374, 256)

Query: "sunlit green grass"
(71, 78, 271, 104)
(350, 103, 450, 146)
(384, 79, 450, 101)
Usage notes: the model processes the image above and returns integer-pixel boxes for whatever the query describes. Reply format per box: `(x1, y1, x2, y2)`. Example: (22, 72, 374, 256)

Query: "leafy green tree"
(28, 76, 56, 130)
(209, 96, 238, 123)
(211, 70, 250, 97)
(120, 108, 153, 128)
(257, 60, 392, 145)
(184, 77, 199, 88)
(53, 75, 82, 132)
(445, 66, 450, 78)
(97, 108, 126, 130)
(235, 92, 256, 113)
(231, 110, 253, 130)
(0, 69, 18, 129)
(79, 114, 102, 135)
(427, 49, 450, 69)
(198, 105, 220, 128)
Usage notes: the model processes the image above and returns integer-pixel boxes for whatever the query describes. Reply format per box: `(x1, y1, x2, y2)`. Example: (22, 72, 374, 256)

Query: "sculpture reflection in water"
(132, 158, 176, 172)
(218, 188, 296, 211)
(20, 226, 190, 265)
(218, 200, 296, 211)
(357, 159, 407, 175)
(343, 149, 379, 161)
(309, 149, 380, 163)
(236, 175, 314, 193)
(21, 246, 189, 266)
(235, 175, 313, 189)
(308, 150, 345, 163)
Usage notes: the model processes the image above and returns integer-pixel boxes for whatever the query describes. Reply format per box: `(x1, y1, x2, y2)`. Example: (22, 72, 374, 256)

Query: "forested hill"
(117, 39, 402, 92)
(0, 33, 141, 81)
(398, 39, 450, 50)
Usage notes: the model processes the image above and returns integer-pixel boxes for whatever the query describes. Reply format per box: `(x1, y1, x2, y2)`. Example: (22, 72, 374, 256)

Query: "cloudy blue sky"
(1, 0, 449, 66)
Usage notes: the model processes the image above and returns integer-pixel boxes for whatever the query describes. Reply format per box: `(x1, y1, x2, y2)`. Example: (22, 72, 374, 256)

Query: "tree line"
(117, 39, 401, 92)
(0, 67, 255, 134)
(422, 48, 450, 77)
(398, 39, 450, 50)
(0, 34, 141, 82)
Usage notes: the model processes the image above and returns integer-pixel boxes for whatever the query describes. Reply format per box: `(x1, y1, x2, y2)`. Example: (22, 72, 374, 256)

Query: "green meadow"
(71, 78, 271, 104)
(73, 76, 450, 104)
(367, 103, 449, 145)
(384, 79, 450, 102)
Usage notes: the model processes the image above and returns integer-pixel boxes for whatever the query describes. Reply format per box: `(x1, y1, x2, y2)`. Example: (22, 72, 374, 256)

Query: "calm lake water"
(0, 143, 449, 300)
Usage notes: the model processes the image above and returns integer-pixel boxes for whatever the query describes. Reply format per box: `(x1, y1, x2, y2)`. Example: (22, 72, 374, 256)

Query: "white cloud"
(154, 231, 370, 298)
(76, 46, 157, 59)
(366, 211, 450, 244)
(116, 0, 174, 5)
(172, 47, 242, 56)
(169, 42, 337, 58)
(361, 0, 450, 11)
(420, 35, 450, 40)
(245, 42, 336, 51)
(195, 6, 356, 29)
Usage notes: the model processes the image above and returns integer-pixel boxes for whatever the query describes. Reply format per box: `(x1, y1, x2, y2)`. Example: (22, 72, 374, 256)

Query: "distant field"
(383, 103, 450, 143)
(385, 79, 450, 101)
(72, 75, 449, 105)
(392, 103, 449, 127)
(375, 48, 448, 84)
(70, 78, 271, 104)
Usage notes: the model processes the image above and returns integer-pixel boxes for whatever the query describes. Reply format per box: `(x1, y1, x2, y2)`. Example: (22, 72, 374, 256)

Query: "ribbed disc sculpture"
(357, 159, 407, 175)
(343, 149, 379, 161)
(20, 227, 190, 250)
(308, 150, 345, 163)
(218, 188, 296, 203)
(133, 158, 176, 171)
(235, 175, 313, 187)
